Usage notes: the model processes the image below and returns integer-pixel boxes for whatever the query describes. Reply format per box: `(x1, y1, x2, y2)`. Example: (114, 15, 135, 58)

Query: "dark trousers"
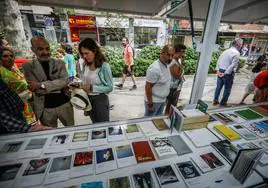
(88, 94, 109, 123)
(213, 69, 234, 105)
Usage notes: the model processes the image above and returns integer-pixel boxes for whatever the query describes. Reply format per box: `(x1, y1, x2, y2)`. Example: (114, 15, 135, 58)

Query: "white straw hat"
(70, 89, 92, 111)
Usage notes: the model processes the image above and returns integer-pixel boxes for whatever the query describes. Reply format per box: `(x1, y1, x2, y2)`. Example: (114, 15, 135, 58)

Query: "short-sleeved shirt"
(145, 60, 171, 103)
(169, 59, 184, 90)
(123, 45, 134, 66)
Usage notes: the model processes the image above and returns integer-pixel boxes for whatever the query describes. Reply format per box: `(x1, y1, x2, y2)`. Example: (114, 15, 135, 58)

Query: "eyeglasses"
(2, 54, 14, 58)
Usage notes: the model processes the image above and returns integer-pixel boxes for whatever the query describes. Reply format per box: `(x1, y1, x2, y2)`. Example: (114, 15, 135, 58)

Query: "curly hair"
(78, 38, 107, 68)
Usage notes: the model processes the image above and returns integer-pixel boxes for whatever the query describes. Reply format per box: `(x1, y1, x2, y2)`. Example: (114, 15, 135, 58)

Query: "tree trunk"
(0, 0, 30, 56)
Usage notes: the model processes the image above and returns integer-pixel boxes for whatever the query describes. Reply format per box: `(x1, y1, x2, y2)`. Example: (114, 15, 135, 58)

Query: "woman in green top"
(78, 38, 113, 123)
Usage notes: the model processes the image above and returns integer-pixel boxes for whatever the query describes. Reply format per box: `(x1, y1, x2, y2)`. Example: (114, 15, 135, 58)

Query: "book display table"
(0, 103, 267, 188)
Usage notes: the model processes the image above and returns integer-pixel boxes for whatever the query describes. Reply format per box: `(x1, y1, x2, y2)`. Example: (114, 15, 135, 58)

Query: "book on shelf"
(214, 125, 241, 141)
(191, 152, 225, 173)
(168, 135, 192, 156)
(184, 128, 219, 148)
(132, 141, 155, 163)
(150, 137, 177, 159)
(153, 165, 184, 188)
(244, 122, 268, 138)
(230, 148, 264, 184)
(234, 109, 263, 121)
(152, 119, 169, 131)
(175, 161, 201, 187)
(211, 140, 238, 164)
(230, 124, 259, 140)
(132, 171, 155, 188)
(108, 176, 132, 188)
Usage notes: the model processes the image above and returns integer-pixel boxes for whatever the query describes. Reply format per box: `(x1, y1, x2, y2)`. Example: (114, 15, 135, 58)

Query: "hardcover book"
(234, 109, 263, 120)
(132, 141, 155, 163)
(214, 125, 241, 141)
(211, 140, 238, 164)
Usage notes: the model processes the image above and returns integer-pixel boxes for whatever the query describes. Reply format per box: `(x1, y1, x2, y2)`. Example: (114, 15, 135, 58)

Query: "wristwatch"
(40, 83, 45, 89)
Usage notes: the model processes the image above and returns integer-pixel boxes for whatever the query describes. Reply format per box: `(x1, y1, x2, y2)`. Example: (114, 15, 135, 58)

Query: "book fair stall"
(0, 102, 267, 188)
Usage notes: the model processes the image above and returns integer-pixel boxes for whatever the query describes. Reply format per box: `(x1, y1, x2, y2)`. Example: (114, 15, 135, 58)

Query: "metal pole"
(189, 0, 226, 104)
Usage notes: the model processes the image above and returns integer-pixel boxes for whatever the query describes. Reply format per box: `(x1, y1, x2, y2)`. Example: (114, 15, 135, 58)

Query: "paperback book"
(0, 141, 24, 162)
(70, 151, 94, 178)
(230, 124, 259, 140)
(191, 152, 224, 173)
(124, 124, 144, 139)
(81, 181, 104, 188)
(212, 113, 234, 124)
(244, 123, 268, 138)
(91, 129, 108, 146)
(168, 135, 192, 156)
(184, 128, 219, 147)
(236, 142, 259, 150)
(114, 144, 137, 168)
(132, 141, 155, 163)
(95, 147, 117, 174)
(153, 165, 183, 188)
(108, 126, 125, 142)
(132, 171, 155, 188)
(152, 119, 169, 131)
(234, 109, 263, 121)
(175, 161, 201, 187)
(70, 131, 90, 149)
(46, 134, 70, 153)
(214, 125, 241, 141)
(109, 176, 131, 188)
(211, 140, 238, 164)
(0, 163, 22, 188)
(139, 121, 161, 137)
(150, 137, 177, 159)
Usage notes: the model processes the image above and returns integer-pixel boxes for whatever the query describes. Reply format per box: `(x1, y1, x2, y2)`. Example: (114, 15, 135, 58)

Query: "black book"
(211, 140, 238, 164)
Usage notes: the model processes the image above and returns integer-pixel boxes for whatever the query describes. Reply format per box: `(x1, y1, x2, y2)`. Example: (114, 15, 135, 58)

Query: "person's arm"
(92, 63, 114, 93)
(145, 65, 159, 104)
(145, 81, 154, 104)
(225, 55, 239, 74)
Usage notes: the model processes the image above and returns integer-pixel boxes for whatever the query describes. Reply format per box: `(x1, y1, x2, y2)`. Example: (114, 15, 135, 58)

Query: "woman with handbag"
(78, 38, 113, 123)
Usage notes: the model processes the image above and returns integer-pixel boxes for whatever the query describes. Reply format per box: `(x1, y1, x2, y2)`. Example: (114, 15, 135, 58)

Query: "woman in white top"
(78, 38, 113, 123)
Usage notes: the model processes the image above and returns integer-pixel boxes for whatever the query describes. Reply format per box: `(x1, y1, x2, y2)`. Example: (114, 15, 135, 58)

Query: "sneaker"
(129, 85, 137, 91)
(115, 83, 123, 89)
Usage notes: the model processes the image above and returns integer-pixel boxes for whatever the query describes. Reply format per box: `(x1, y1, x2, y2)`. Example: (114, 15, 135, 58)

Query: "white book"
(153, 165, 186, 188)
(191, 152, 224, 173)
(69, 131, 90, 149)
(45, 134, 71, 153)
(0, 163, 22, 188)
(114, 144, 137, 168)
(150, 137, 177, 159)
(244, 123, 268, 138)
(70, 150, 94, 178)
(181, 109, 205, 117)
(19, 137, 48, 159)
(139, 121, 161, 137)
(108, 126, 125, 142)
(44, 155, 72, 184)
(175, 161, 201, 188)
(95, 147, 117, 174)
(124, 124, 144, 139)
(184, 128, 219, 148)
(90, 129, 108, 146)
(0, 140, 25, 162)
(18, 158, 50, 187)
(230, 125, 259, 140)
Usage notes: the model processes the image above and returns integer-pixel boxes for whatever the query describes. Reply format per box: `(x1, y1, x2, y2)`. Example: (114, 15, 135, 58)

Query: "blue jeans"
(144, 101, 165, 116)
(213, 70, 234, 105)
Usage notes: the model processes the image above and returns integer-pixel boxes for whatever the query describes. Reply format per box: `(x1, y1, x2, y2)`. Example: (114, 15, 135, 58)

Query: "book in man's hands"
(211, 140, 238, 164)
(150, 137, 177, 159)
(230, 148, 264, 184)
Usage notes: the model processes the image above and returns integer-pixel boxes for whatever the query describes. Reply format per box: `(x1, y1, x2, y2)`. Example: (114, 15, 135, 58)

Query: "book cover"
(115, 144, 137, 168)
(132, 171, 154, 188)
(20, 138, 48, 159)
(20, 158, 50, 187)
(46, 134, 70, 153)
(108, 126, 125, 142)
(72, 132, 89, 142)
(230, 124, 259, 140)
(109, 176, 131, 188)
(234, 109, 263, 120)
(237, 142, 259, 149)
(70, 151, 94, 178)
(212, 113, 234, 124)
(91, 129, 108, 146)
(95, 147, 117, 174)
(254, 140, 268, 150)
(132, 141, 155, 163)
(0, 163, 22, 188)
(125, 124, 143, 139)
(152, 119, 169, 131)
(254, 121, 268, 132)
(153, 165, 180, 188)
(184, 128, 219, 147)
(244, 123, 268, 138)
(214, 125, 240, 141)
(139, 121, 161, 137)
(150, 137, 177, 159)
(168, 135, 192, 156)
(81, 181, 103, 188)
(211, 140, 238, 164)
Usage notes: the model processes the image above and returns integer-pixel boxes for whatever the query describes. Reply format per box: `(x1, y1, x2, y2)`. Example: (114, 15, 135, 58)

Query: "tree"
(0, 0, 30, 56)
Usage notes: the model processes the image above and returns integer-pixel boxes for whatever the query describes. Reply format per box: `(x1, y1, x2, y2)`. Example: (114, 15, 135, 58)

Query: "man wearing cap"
(213, 38, 243, 107)
(22, 37, 74, 128)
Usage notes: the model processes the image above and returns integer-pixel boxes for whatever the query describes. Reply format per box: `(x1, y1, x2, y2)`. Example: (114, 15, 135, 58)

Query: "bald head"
(31, 36, 50, 61)
(160, 45, 174, 65)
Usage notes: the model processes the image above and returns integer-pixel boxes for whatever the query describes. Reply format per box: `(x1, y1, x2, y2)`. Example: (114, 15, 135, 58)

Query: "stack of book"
(180, 109, 210, 131)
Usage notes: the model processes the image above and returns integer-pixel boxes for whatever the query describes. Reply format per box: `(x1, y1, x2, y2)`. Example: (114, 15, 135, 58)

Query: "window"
(134, 27, 157, 48)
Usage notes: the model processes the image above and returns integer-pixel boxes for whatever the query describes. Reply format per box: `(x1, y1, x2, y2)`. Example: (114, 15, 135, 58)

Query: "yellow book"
(214, 125, 241, 141)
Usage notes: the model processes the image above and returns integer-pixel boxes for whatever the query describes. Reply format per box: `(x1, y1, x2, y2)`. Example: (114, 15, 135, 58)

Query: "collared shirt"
(0, 79, 30, 134)
(145, 59, 171, 103)
(216, 47, 240, 74)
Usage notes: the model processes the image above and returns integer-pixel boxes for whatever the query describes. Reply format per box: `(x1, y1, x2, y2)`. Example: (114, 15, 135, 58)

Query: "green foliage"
(50, 43, 62, 59)
(103, 46, 124, 77)
(138, 45, 162, 60)
(134, 58, 154, 76)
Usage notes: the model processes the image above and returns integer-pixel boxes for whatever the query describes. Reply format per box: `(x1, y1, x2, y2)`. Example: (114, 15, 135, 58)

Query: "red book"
(132, 141, 155, 163)
(260, 105, 268, 111)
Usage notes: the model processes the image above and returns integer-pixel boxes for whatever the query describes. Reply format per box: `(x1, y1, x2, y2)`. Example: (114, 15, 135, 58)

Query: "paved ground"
(73, 73, 254, 126)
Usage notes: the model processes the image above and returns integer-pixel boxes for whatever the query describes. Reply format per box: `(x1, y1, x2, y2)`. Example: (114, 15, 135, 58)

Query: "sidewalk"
(73, 74, 253, 126)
